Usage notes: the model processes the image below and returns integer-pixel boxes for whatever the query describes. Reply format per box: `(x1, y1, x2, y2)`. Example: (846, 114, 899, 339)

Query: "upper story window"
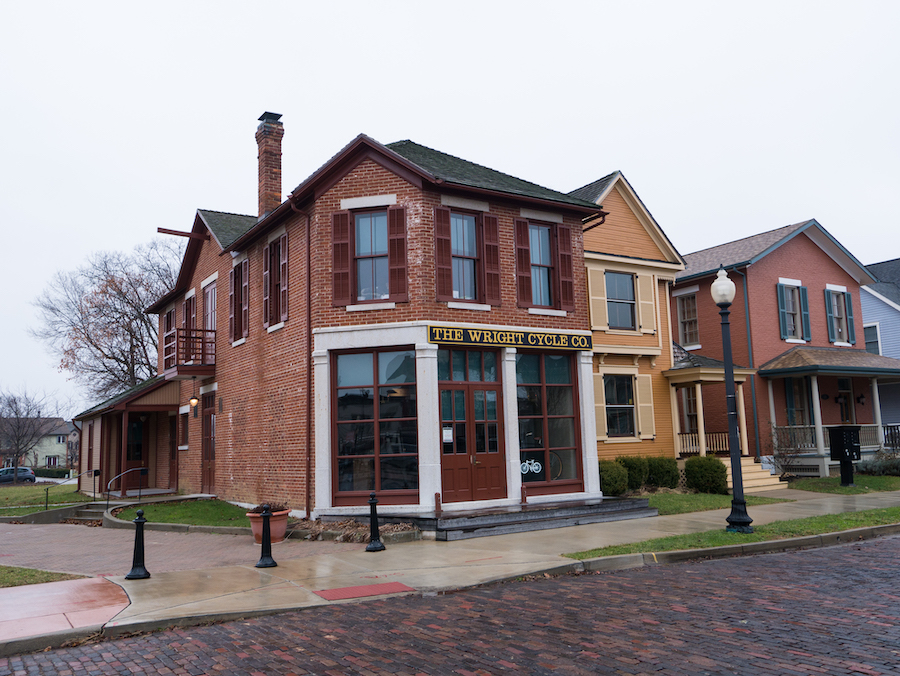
(229, 259, 249, 342)
(263, 234, 288, 327)
(864, 324, 880, 355)
(515, 218, 574, 311)
(333, 207, 408, 306)
(825, 287, 855, 345)
(606, 272, 636, 330)
(676, 294, 699, 346)
(435, 208, 501, 306)
(777, 281, 810, 341)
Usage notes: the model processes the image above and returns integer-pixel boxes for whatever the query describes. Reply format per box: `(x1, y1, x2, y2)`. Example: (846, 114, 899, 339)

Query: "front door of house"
(439, 349, 505, 502)
(201, 393, 215, 493)
(124, 416, 148, 491)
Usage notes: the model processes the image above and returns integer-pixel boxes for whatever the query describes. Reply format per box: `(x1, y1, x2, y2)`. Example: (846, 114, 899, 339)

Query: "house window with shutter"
(605, 375, 635, 437)
(333, 207, 408, 307)
(515, 219, 574, 311)
(263, 234, 288, 327)
(825, 287, 855, 345)
(434, 207, 501, 305)
(606, 272, 636, 330)
(777, 281, 810, 341)
(229, 259, 249, 343)
(594, 370, 655, 440)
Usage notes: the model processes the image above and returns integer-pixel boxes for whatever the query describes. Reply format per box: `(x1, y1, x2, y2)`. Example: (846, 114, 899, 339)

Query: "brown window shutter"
(388, 205, 408, 302)
(188, 297, 196, 329)
(241, 259, 249, 338)
(228, 267, 235, 342)
(482, 214, 501, 305)
(181, 300, 186, 329)
(434, 206, 453, 301)
(262, 243, 271, 327)
(279, 233, 289, 322)
(557, 224, 574, 311)
(514, 218, 532, 307)
(332, 212, 351, 306)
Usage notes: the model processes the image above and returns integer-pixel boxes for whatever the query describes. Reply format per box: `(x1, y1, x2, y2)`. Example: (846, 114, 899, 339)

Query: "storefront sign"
(428, 326, 592, 351)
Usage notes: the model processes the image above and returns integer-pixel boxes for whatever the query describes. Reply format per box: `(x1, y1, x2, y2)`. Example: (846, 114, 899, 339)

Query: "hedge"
(646, 456, 679, 489)
(616, 455, 649, 491)
(684, 455, 728, 494)
(599, 460, 628, 496)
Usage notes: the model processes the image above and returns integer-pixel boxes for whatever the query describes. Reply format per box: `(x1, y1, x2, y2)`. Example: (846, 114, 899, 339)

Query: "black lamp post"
(711, 267, 753, 534)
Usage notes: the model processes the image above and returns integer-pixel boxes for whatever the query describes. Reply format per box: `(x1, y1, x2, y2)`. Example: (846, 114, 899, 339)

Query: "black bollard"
(124, 509, 151, 579)
(256, 504, 278, 568)
(366, 492, 385, 552)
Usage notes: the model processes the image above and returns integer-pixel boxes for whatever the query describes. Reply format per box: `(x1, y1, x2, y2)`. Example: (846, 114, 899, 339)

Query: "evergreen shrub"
(857, 458, 900, 476)
(599, 460, 628, 496)
(646, 456, 679, 488)
(616, 455, 649, 490)
(684, 455, 728, 494)
(34, 468, 71, 478)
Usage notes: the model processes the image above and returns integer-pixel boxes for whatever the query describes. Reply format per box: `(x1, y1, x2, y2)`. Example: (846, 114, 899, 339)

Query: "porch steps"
(65, 504, 107, 524)
(723, 457, 788, 493)
(380, 497, 658, 541)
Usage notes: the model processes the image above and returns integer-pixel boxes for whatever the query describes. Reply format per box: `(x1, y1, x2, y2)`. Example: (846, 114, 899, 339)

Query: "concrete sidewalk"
(5, 488, 900, 656)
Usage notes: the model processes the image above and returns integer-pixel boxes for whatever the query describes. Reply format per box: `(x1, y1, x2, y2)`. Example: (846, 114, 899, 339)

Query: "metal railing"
(105, 467, 149, 512)
(43, 468, 101, 511)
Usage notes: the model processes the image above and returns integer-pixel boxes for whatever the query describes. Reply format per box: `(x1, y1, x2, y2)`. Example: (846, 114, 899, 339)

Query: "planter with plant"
(246, 503, 291, 543)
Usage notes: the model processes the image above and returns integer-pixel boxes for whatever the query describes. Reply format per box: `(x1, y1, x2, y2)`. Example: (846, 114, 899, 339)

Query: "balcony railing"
(773, 424, 894, 452)
(163, 328, 215, 372)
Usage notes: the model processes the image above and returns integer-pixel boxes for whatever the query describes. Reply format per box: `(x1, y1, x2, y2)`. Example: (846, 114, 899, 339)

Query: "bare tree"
(0, 388, 58, 483)
(32, 239, 184, 400)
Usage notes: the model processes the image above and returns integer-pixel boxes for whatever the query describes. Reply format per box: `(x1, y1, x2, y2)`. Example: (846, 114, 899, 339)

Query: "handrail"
(43, 468, 101, 511)
(106, 467, 149, 513)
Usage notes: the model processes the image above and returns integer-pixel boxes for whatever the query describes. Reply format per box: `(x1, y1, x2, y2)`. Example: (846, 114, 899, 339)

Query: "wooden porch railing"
(678, 432, 739, 455)
(163, 328, 215, 371)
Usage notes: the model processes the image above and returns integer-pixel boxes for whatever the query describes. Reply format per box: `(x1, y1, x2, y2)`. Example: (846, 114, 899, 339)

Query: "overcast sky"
(2, 1, 898, 416)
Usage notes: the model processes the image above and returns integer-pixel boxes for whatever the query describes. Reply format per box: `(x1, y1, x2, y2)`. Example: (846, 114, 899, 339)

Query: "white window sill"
(528, 307, 567, 317)
(785, 338, 807, 344)
(177, 445, 189, 451)
(231, 338, 246, 347)
(683, 344, 702, 351)
(833, 341, 852, 348)
(602, 437, 642, 443)
(267, 322, 285, 333)
(347, 302, 396, 312)
(448, 301, 491, 312)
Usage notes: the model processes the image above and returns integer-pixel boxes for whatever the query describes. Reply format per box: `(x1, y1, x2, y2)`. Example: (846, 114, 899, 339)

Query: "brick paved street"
(4, 535, 900, 675)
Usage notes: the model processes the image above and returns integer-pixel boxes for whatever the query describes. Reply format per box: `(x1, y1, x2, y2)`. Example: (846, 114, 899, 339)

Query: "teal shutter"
(799, 286, 811, 340)
(845, 292, 856, 344)
(824, 290, 835, 342)
(776, 284, 788, 339)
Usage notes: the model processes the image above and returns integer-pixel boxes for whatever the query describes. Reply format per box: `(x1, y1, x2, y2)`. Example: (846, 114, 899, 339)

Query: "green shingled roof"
(386, 140, 599, 210)
(198, 209, 257, 250)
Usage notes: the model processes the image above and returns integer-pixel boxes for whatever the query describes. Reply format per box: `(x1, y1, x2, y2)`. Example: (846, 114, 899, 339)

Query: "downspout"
(291, 198, 313, 517)
(730, 266, 762, 459)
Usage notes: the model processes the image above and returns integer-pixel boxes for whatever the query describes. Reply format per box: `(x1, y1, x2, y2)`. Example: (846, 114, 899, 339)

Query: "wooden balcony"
(162, 328, 215, 380)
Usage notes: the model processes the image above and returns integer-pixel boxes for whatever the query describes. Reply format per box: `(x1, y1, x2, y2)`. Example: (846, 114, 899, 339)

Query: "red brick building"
(670, 220, 900, 477)
(77, 114, 610, 518)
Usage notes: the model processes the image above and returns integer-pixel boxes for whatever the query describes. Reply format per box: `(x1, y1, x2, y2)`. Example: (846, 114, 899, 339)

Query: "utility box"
(829, 425, 861, 487)
(829, 426, 861, 462)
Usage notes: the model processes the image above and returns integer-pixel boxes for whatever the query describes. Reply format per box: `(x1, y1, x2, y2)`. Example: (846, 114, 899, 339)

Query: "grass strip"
(115, 499, 250, 528)
(648, 492, 789, 515)
(0, 484, 94, 509)
(0, 565, 86, 588)
(565, 505, 900, 559)
(789, 475, 900, 494)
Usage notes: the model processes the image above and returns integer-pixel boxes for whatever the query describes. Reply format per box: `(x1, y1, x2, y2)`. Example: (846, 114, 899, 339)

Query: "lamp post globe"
(712, 266, 753, 533)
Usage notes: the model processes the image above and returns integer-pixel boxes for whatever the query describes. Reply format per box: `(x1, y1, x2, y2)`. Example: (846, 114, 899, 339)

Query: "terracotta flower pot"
(246, 509, 290, 544)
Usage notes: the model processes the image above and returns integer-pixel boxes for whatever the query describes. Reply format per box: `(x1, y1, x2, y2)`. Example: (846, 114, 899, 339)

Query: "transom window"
(677, 294, 698, 345)
(604, 374, 635, 437)
(334, 349, 418, 498)
(529, 224, 553, 306)
(355, 212, 389, 301)
(606, 272, 636, 330)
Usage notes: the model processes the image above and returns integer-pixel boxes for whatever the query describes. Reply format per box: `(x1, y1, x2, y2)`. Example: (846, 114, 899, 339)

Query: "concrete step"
(722, 457, 786, 493)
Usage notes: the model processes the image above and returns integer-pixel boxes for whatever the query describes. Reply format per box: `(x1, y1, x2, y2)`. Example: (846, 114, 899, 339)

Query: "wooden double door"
(440, 381, 506, 502)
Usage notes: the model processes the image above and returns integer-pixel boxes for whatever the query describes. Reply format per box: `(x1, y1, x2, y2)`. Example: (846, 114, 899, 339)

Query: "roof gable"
(678, 219, 876, 285)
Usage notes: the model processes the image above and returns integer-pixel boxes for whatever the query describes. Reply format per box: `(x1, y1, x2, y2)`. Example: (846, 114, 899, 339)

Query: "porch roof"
(663, 344, 755, 385)
(758, 346, 900, 378)
(73, 376, 174, 420)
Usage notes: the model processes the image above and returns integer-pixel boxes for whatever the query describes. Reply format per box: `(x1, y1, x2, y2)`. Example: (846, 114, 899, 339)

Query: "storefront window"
(516, 353, 580, 486)
(335, 349, 418, 498)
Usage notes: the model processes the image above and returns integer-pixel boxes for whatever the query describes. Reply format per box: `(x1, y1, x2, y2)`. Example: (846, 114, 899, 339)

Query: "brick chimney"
(256, 112, 284, 218)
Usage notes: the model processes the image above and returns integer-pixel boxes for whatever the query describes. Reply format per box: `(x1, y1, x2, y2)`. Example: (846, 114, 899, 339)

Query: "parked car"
(0, 467, 37, 483)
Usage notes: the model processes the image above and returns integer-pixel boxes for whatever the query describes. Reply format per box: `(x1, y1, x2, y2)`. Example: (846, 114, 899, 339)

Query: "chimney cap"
(258, 112, 283, 123)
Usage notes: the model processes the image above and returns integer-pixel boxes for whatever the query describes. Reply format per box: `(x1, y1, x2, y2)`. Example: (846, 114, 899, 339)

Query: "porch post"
(670, 385, 682, 457)
(736, 382, 749, 457)
(120, 411, 129, 497)
(767, 378, 778, 452)
(695, 382, 707, 457)
(871, 377, 885, 448)
(810, 375, 826, 456)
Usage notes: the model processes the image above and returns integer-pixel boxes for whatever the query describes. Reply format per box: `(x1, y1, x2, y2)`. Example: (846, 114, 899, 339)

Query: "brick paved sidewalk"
(0, 523, 365, 577)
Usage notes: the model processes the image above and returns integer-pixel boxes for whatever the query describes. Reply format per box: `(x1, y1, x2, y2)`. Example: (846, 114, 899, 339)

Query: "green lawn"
(115, 500, 251, 527)
(0, 483, 94, 516)
(0, 565, 85, 588)
(790, 475, 900, 494)
(566, 506, 900, 559)
(648, 492, 789, 515)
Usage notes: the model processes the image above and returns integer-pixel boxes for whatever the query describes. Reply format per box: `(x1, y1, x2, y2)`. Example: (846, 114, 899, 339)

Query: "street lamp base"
(726, 498, 754, 534)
